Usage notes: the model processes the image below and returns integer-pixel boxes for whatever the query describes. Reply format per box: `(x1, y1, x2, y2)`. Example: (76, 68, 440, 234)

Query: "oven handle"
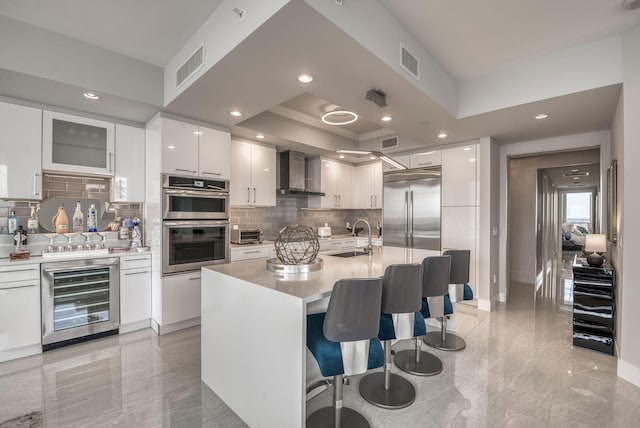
(164, 189, 228, 197)
(164, 221, 229, 227)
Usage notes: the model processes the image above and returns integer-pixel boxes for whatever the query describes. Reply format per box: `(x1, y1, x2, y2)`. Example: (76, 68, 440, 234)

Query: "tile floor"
(1, 275, 639, 427)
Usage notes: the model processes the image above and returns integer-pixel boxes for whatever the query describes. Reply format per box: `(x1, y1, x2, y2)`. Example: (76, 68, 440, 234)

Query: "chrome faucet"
(352, 218, 373, 254)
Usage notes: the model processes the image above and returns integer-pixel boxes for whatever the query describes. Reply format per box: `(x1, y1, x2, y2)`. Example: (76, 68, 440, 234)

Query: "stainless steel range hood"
(278, 151, 325, 196)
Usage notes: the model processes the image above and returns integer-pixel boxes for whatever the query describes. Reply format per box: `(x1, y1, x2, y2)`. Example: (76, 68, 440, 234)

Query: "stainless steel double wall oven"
(162, 175, 230, 275)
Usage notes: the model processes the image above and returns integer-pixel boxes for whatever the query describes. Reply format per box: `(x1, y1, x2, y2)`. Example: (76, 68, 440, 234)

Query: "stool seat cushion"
(307, 313, 384, 378)
(463, 284, 474, 300)
(378, 312, 426, 341)
(421, 295, 454, 318)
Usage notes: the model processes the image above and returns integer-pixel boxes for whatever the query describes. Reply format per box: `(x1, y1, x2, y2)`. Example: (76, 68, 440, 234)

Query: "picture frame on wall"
(607, 159, 618, 243)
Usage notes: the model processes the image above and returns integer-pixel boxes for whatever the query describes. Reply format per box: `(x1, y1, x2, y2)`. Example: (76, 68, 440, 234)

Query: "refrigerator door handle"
(404, 191, 409, 247)
(409, 190, 414, 248)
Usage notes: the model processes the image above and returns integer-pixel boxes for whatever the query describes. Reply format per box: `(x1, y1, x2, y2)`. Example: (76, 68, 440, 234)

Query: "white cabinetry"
(161, 118, 231, 179)
(442, 145, 477, 206)
(309, 158, 353, 208)
(113, 124, 145, 202)
(230, 140, 276, 206)
(410, 150, 442, 169)
(0, 263, 41, 362)
(0, 102, 42, 200)
(162, 272, 201, 328)
(43, 110, 115, 176)
(230, 245, 271, 262)
(319, 238, 356, 252)
(120, 254, 152, 332)
(354, 162, 383, 209)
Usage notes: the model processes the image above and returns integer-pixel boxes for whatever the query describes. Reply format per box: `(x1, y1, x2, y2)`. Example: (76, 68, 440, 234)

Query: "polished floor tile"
(1, 270, 638, 427)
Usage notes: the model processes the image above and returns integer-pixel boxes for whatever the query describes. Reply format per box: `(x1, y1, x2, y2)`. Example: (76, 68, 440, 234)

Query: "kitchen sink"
(330, 250, 369, 258)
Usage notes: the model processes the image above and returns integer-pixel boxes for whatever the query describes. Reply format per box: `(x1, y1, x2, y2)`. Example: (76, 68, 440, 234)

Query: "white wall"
(618, 25, 640, 387)
(458, 35, 623, 118)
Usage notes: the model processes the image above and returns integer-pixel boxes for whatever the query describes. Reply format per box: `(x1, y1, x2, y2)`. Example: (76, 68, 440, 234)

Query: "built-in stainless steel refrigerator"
(383, 167, 441, 250)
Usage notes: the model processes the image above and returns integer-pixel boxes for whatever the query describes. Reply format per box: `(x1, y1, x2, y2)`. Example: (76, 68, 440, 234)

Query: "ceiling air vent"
(400, 44, 419, 81)
(176, 44, 204, 87)
(381, 136, 399, 150)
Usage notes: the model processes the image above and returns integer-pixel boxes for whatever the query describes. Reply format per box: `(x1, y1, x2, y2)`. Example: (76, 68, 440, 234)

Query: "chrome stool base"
(394, 349, 443, 376)
(359, 372, 416, 409)
(423, 331, 466, 351)
(307, 407, 370, 428)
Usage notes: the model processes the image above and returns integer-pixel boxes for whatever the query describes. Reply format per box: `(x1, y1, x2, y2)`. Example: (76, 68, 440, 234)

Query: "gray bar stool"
(395, 256, 449, 376)
(359, 264, 422, 409)
(306, 277, 384, 428)
(424, 250, 469, 351)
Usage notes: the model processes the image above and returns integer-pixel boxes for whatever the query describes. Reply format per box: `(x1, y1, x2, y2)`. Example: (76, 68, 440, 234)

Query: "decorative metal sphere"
(274, 225, 320, 265)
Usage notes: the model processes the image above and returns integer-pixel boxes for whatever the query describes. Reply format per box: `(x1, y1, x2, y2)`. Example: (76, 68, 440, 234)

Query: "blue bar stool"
(306, 277, 384, 428)
(359, 264, 423, 409)
(424, 250, 469, 351)
(395, 256, 449, 376)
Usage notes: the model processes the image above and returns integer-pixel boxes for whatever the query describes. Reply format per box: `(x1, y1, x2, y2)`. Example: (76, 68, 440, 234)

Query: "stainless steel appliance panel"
(383, 168, 441, 251)
(162, 174, 229, 220)
(163, 220, 229, 275)
(41, 257, 120, 346)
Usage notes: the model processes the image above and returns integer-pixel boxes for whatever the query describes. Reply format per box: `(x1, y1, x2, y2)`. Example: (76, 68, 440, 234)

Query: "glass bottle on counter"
(52, 204, 69, 234)
(72, 201, 84, 233)
(87, 204, 97, 232)
(27, 206, 39, 234)
(7, 210, 18, 235)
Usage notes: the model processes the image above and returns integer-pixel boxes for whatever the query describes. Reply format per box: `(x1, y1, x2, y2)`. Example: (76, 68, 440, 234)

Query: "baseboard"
(618, 359, 640, 388)
(156, 317, 201, 335)
(0, 343, 42, 363)
(477, 298, 493, 312)
(119, 319, 151, 334)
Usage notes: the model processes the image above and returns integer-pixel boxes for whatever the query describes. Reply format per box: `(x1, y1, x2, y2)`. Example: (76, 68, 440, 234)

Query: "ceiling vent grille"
(176, 44, 204, 88)
(400, 44, 419, 81)
(381, 136, 399, 150)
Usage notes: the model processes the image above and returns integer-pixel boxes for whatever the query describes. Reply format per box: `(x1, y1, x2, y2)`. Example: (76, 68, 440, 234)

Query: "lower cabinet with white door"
(119, 254, 152, 333)
(0, 263, 42, 363)
(159, 271, 202, 334)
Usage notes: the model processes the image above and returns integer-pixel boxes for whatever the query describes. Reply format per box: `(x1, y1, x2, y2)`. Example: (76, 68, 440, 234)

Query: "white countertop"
(205, 246, 438, 303)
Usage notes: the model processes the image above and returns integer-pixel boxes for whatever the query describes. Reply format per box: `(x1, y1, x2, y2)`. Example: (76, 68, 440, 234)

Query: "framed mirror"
(607, 159, 618, 243)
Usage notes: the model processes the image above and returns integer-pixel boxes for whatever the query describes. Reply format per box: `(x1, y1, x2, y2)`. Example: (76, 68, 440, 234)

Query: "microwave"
(231, 229, 264, 244)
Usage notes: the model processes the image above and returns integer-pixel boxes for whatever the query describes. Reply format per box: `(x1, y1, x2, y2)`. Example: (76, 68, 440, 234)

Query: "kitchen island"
(201, 246, 439, 428)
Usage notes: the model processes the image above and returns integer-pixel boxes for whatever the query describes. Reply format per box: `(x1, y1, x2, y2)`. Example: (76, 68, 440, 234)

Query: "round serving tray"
(266, 257, 323, 273)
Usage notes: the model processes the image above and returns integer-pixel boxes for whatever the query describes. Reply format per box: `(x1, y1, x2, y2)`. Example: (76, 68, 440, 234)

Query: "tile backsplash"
(230, 195, 382, 239)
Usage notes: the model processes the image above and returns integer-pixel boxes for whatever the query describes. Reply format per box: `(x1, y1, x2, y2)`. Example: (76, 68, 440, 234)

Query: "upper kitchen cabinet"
(160, 118, 231, 179)
(308, 158, 352, 209)
(113, 124, 145, 202)
(230, 140, 276, 206)
(442, 144, 478, 207)
(410, 150, 442, 169)
(354, 161, 382, 209)
(43, 110, 115, 176)
(0, 102, 43, 200)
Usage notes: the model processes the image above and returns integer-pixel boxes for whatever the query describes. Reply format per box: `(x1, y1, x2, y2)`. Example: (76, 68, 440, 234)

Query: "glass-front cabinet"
(43, 110, 115, 176)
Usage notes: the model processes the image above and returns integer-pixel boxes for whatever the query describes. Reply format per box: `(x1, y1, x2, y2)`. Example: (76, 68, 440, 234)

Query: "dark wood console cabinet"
(572, 260, 615, 355)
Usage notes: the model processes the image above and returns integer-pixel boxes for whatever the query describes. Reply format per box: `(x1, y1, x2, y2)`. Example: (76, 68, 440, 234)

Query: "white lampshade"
(584, 234, 607, 253)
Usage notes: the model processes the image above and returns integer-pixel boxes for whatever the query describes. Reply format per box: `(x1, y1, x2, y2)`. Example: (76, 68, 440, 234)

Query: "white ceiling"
(544, 163, 601, 190)
(0, 0, 637, 160)
(379, 0, 640, 80)
(0, 0, 223, 66)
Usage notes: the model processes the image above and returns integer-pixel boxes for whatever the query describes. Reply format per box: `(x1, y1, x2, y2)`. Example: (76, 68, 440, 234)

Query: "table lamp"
(584, 234, 606, 267)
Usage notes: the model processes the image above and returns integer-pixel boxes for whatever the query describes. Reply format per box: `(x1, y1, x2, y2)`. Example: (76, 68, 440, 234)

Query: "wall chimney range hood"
(278, 151, 325, 196)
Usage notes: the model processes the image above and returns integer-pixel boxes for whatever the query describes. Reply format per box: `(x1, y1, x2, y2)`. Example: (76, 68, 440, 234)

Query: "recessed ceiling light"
(256, 134, 265, 139)
(370, 156, 377, 160)
(571, 169, 579, 173)
(338, 155, 345, 159)
(83, 92, 100, 100)
(469, 158, 476, 162)
(194, 131, 203, 135)
(167, 145, 175, 150)
(437, 132, 448, 139)
(297, 73, 314, 83)
(463, 147, 471, 151)
(535, 113, 549, 120)
(573, 177, 580, 180)
(230, 110, 243, 117)
(381, 114, 392, 122)
(322, 109, 358, 125)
